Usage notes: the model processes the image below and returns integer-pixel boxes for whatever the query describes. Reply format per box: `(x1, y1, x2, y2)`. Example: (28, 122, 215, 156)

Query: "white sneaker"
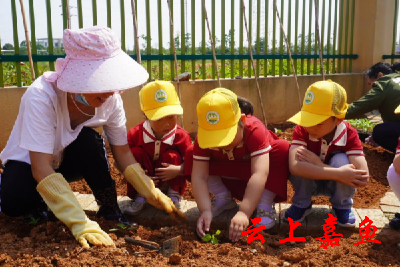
(168, 193, 182, 210)
(123, 195, 146, 216)
(211, 195, 237, 217)
(256, 207, 277, 230)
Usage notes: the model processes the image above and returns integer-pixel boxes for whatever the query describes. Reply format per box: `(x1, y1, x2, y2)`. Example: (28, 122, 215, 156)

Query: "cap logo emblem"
(304, 91, 315, 105)
(155, 90, 167, 102)
(206, 111, 220, 125)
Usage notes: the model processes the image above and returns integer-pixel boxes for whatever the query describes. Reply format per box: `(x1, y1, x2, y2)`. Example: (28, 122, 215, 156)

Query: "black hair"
(237, 96, 254, 116)
(364, 62, 400, 79)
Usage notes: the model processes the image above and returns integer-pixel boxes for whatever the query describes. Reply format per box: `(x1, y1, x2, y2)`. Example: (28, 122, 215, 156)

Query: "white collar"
(309, 122, 347, 146)
(142, 120, 177, 145)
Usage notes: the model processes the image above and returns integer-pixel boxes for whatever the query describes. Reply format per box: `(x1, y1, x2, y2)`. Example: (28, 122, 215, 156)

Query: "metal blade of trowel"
(125, 235, 181, 257)
(161, 235, 181, 257)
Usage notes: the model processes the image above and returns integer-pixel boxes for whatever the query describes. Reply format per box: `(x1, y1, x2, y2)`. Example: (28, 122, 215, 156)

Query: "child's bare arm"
(229, 152, 270, 242)
(192, 161, 212, 213)
(154, 163, 184, 181)
(240, 153, 270, 218)
(393, 154, 400, 174)
(289, 145, 341, 180)
(289, 146, 368, 188)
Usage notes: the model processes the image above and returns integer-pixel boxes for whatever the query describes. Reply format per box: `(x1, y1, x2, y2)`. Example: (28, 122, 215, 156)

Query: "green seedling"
(202, 230, 221, 245)
(109, 223, 137, 234)
(28, 216, 40, 226)
(346, 119, 376, 134)
(274, 128, 282, 134)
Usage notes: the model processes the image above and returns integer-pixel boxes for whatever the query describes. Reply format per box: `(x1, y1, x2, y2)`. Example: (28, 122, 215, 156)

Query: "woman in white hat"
(0, 26, 183, 248)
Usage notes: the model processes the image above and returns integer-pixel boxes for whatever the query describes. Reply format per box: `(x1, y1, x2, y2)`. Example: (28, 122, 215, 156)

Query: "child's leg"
(326, 153, 355, 210)
(387, 164, 400, 201)
(208, 176, 236, 217)
(326, 153, 356, 227)
(126, 147, 154, 199)
(387, 164, 400, 229)
(289, 175, 317, 208)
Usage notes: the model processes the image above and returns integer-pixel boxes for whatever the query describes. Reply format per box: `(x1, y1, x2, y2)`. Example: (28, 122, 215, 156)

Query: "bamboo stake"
(166, 0, 184, 128)
(131, 0, 141, 63)
(241, 0, 267, 126)
(314, 0, 325, 80)
(202, 0, 221, 87)
(18, 0, 35, 81)
(66, 0, 71, 29)
(274, 0, 302, 110)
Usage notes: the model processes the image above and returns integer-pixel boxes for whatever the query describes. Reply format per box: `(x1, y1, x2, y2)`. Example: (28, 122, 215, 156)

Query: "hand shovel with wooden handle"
(125, 235, 181, 257)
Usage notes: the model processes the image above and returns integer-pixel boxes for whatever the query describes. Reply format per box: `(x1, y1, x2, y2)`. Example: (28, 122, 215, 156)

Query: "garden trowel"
(125, 235, 181, 257)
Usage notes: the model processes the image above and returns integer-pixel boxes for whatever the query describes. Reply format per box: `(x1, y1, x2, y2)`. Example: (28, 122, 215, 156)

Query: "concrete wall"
(352, 0, 396, 72)
(0, 74, 365, 151)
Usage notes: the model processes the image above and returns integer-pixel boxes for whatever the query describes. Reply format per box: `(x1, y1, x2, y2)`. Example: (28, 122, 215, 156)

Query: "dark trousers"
(0, 127, 113, 217)
(372, 122, 400, 153)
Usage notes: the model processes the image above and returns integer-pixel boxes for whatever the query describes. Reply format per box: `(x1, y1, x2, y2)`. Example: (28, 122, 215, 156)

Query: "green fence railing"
(1, 0, 359, 87)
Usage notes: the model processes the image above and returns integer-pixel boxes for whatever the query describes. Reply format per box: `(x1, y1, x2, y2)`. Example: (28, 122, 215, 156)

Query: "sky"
(1, 0, 397, 52)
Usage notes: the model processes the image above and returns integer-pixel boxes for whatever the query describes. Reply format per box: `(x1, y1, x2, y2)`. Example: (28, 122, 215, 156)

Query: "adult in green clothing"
(346, 62, 400, 152)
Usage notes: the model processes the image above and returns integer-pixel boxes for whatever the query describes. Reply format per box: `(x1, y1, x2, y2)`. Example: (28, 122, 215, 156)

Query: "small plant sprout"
(28, 216, 40, 226)
(345, 119, 376, 134)
(202, 230, 221, 245)
(109, 223, 137, 234)
(274, 128, 282, 134)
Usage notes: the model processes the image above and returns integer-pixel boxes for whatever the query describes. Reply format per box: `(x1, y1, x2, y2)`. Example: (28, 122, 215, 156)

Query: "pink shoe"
(211, 196, 237, 217)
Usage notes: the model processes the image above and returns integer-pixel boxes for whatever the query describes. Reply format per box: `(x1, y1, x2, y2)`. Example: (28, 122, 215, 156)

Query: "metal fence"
(0, 0, 358, 87)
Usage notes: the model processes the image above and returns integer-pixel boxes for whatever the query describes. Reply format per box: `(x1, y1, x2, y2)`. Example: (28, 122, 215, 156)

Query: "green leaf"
(211, 236, 219, 245)
(215, 230, 221, 236)
(117, 223, 126, 228)
(202, 234, 212, 242)
(109, 228, 119, 232)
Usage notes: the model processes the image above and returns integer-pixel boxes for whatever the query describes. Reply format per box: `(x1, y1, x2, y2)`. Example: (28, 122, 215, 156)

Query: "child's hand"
(197, 211, 213, 238)
(337, 164, 369, 188)
(229, 211, 249, 242)
(154, 163, 182, 182)
(296, 146, 323, 166)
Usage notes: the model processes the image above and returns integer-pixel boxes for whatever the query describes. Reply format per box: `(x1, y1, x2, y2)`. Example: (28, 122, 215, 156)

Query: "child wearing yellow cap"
(184, 88, 289, 242)
(123, 81, 191, 215)
(285, 80, 369, 227)
(386, 106, 400, 230)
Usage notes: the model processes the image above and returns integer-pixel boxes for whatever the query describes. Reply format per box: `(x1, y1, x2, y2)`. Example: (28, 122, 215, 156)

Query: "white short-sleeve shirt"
(0, 76, 128, 169)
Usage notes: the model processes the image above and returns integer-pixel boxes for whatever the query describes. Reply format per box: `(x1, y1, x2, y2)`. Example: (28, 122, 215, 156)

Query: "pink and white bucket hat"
(43, 26, 148, 93)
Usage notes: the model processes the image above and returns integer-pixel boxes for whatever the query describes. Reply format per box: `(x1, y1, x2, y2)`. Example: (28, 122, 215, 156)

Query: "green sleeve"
(345, 83, 385, 119)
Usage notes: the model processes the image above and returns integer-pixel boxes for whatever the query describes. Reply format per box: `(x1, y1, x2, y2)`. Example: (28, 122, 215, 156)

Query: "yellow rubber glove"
(123, 163, 186, 222)
(36, 173, 115, 248)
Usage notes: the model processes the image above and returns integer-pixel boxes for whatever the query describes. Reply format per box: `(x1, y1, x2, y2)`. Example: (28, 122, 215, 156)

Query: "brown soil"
(0, 213, 399, 266)
(0, 124, 398, 266)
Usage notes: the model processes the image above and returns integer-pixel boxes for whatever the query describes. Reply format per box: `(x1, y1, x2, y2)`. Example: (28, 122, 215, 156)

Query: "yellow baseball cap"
(139, 81, 183, 120)
(197, 88, 241, 149)
(288, 80, 348, 127)
(395, 104, 400, 114)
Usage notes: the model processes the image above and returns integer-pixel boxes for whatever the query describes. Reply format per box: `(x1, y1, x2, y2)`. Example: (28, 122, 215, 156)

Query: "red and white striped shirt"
(193, 115, 273, 162)
(291, 121, 364, 163)
(127, 120, 191, 161)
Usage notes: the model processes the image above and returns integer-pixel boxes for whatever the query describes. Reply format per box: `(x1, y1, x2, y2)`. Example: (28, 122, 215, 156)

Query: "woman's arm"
(29, 151, 55, 182)
(109, 143, 138, 172)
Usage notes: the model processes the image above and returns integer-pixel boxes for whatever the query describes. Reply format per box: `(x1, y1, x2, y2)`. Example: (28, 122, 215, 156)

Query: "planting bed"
(0, 124, 399, 266)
